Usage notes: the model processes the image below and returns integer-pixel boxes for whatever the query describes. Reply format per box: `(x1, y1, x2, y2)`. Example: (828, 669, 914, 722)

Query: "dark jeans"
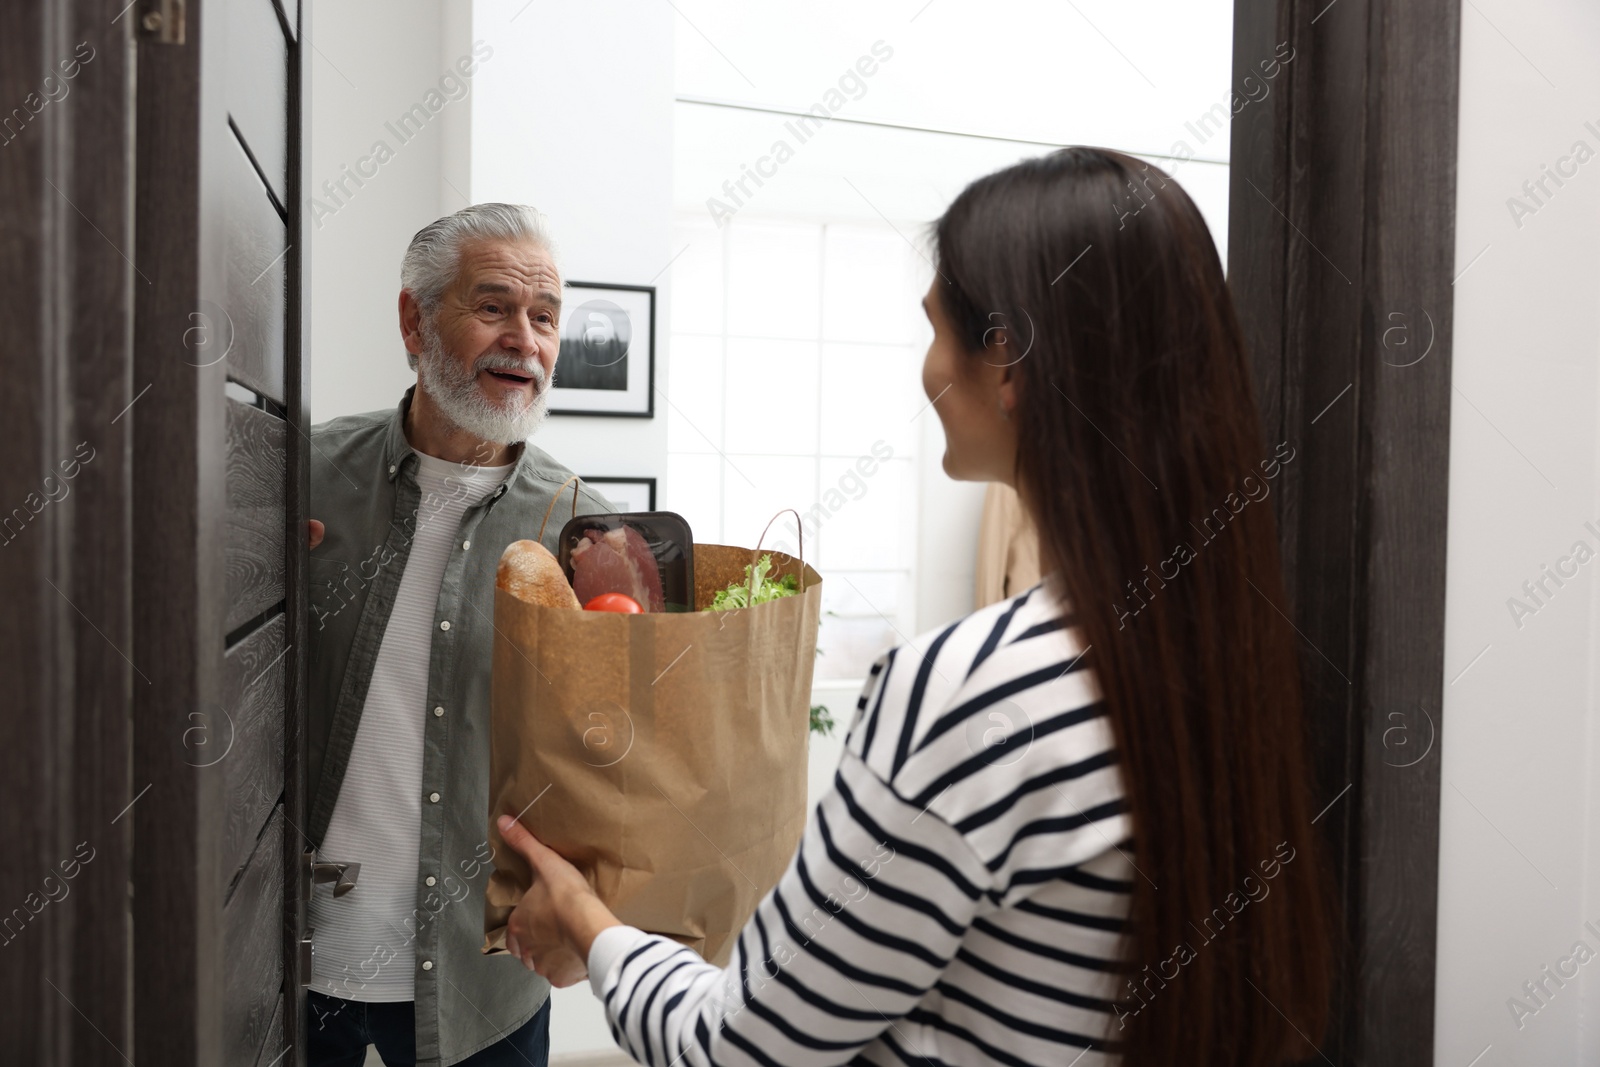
(307, 990, 550, 1067)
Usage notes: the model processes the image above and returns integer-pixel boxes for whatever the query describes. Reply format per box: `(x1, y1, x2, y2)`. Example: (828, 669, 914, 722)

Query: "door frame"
(285, 0, 312, 1058)
(1228, 0, 1461, 1061)
(0, 2, 136, 1062)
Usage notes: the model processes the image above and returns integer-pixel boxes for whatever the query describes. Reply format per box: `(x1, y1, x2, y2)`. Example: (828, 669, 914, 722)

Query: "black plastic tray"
(555, 511, 696, 613)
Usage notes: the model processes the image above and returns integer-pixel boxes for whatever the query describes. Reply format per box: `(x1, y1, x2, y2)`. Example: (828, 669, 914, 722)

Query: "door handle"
(312, 857, 363, 895)
(301, 848, 360, 899)
(312, 861, 361, 897)
(298, 852, 358, 988)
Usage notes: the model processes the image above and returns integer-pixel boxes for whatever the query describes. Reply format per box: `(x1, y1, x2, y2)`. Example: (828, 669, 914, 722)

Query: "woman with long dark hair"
(496, 146, 1335, 1066)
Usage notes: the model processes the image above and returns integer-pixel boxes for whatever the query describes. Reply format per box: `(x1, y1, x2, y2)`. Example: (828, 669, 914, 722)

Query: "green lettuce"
(707, 554, 800, 611)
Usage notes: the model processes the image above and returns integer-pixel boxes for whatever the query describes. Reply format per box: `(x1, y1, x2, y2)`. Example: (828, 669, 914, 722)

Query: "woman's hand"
(496, 814, 622, 988)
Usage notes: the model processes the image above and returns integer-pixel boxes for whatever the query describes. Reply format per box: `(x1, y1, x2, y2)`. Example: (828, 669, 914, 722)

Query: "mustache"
(476, 353, 547, 386)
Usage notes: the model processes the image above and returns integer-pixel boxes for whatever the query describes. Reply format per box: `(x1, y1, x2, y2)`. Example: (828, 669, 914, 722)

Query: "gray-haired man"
(304, 204, 615, 1066)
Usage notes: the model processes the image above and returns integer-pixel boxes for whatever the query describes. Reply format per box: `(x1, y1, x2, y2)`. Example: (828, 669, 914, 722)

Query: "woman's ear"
(997, 362, 1019, 421)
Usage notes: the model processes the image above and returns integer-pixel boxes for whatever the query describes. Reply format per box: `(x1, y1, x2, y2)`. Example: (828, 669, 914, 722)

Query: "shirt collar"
(382, 384, 530, 494)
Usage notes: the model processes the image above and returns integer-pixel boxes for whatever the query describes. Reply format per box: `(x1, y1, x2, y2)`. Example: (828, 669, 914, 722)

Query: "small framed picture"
(579, 477, 657, 514)
(550, 282, 655, 418)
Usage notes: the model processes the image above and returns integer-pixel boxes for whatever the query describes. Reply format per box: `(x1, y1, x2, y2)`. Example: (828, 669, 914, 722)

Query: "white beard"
(415, 323, 551, 445)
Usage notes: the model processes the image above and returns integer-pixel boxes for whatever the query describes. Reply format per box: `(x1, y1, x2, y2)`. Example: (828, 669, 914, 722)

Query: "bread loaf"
(496, 540, 581, 609)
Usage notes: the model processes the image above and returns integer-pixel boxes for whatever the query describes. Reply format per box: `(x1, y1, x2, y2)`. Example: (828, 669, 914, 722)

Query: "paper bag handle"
(537, 474, 583, 542)
(751, 508, 806, 595)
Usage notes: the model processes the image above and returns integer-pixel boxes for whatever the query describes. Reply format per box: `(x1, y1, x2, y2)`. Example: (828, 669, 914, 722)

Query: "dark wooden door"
(0, 1, 136, 1062)
(130, 0, 308, 1064)
(1228, 0, 1460, 1062)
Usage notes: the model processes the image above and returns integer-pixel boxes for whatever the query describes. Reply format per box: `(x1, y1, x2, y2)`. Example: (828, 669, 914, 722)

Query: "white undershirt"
(309, 450, 513, 1002)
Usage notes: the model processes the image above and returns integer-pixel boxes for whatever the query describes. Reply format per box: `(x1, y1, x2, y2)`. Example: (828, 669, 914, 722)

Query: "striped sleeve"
(592, 582, 1132, 1066)
(592, 655, 991, 1067)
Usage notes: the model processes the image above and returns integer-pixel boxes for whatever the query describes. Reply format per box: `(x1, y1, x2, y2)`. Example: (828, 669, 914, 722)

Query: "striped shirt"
(587, 576, 1134, 1066)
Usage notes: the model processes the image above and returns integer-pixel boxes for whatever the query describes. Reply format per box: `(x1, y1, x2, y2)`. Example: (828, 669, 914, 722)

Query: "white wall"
(468, 0, 674, 498)
(1436, 1, 1600, 1063)
(309, 0, 469, 424)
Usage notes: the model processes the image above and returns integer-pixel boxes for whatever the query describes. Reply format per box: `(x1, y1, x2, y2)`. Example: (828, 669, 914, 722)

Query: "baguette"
(496, 540, 581, 609)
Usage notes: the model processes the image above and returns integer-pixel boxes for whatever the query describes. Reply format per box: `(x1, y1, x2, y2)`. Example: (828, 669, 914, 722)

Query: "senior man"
(304, 203, 615, 1066)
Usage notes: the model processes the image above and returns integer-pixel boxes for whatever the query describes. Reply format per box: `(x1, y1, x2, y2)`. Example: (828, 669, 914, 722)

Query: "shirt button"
(433, 706, 444, 718)
(429, 792, 441, 803)
(388, 464, 397, 474)
(421, 960, 433, 971)
(439, 620, 450, 631)
(425, 876, 437, 886)
(462, 539, 471, 550)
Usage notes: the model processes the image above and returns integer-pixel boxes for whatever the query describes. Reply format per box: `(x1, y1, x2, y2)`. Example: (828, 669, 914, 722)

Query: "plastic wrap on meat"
(569, 525, 667, 612)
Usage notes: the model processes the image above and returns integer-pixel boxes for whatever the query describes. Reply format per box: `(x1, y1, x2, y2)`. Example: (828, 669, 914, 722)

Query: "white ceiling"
(670, 0, 1237, 246)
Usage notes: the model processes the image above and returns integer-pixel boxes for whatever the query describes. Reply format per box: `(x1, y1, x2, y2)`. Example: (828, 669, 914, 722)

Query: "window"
(664, 213, 931, 682)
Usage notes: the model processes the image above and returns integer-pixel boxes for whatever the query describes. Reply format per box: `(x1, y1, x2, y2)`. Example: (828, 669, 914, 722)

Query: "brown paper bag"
(483, 529, 821, 966)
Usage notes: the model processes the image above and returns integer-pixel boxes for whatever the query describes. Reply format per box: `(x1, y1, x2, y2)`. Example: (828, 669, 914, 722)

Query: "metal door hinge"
(138, 0, 186, 44)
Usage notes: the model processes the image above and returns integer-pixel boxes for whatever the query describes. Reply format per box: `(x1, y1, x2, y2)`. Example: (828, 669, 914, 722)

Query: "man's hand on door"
(308, 519, 324, 550)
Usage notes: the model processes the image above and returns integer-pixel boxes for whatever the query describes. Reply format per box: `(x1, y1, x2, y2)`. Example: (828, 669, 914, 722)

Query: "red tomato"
(584, 592, 644, 613)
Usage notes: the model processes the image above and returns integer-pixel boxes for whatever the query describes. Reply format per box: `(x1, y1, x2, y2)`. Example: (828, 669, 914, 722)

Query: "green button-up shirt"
(307, 386, 615, 1065)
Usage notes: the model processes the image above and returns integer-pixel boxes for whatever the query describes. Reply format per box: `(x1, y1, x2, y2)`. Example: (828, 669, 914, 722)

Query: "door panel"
(256, 995, 288, 1067)
(225, 398, 288, 632)
(131, 0, 306, 1062)
(224, 809, 287, 1066)
(223, 136, 288, 403)
(227, 0, 291, 209)
(221, 612, 288, 894)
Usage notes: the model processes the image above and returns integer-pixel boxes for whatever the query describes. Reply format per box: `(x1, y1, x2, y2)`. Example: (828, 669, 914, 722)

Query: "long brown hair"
(934, 147, 1334, 1065)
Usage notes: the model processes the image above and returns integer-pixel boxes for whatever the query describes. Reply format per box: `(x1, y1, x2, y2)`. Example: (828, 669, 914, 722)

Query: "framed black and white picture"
(551, 282, 655, 417)
(580, 477, 657, 514)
